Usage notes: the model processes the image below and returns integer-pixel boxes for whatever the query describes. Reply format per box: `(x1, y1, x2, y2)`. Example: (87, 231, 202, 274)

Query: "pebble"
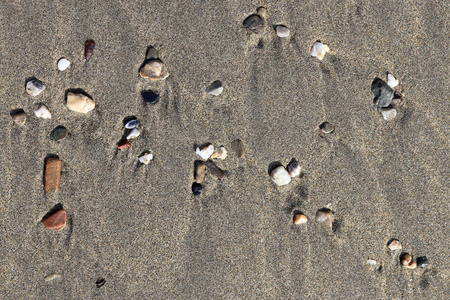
(319, 122, 334, 134)
(11, 110, 27, 126)
(50, 126, 68, 141)
(204, 160, 225, 179)
(276, 25, 290, 38)
(287, 159, 301, 177)
(371, 78, 394, 107)
(243, 14, 265, 34)
(379, 107, 397, 121)
(118, 139, 132, 150)
(271, 166, 291, 186)
(293, 213, 308, 225)
(44, 273, 62, 282)
(126, 128, 140, 139)
(142, 91, 160, 104)
(387, 239, 402, 251)
(194, 160, 207, 183)
(139, 59, 169, 80)
(34, 104, 52, 119)
(367, 259, 377, 266)
(26, 79, 45, 96)
(196, 144, 214, 160)
(125, 119, 140, 129)
(139, 152, 153, 165)
(310, 41, 330, 60)
(66, 92, 95, 113)
(192, 182, 202, 196)
(84, 40, 95, 61)
(315, 208, 333, 228)
(96, 278, 106, 288)
(42, 209, 66, 231)
(231, 139, 245, 158)
(57, 58, 70, 71)
(400, 253, 417, 269)
(416, 256, 429, 268)
(206, 81, 223, 96)
(211, 146, 227, 160)
(45, 158, 61, 192)
(387, 73, 399, 88)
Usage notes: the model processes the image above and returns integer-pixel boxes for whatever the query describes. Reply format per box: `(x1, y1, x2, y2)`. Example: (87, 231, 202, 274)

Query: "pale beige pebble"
(139, 59, 169, 80)
(271, 166, 291, 186)
(66, 92, 95, 113)
(211, 146, 227, 160)
(367, 259, 377, 266)
(256, 6, 267, 19)
(276, 25, 290, 38)
(34, 104, 52, 119)
(196, 144, 214, 160)
(11, 111, 27, 126)
(310, 41, 330, 60)
(401, 253, 413, 266)
(387, 239, 402, 251)
(293, 213, 308, 225)
(387, 73, 399, 88)
(44, 273, 62, 282)
(379, 107, 397, 121)
(315, 209, 333, 228)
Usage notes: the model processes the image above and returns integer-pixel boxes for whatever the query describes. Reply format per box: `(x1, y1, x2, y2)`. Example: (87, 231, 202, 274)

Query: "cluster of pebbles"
(270, 159, 301, 186)
(372, 73, 403, 120)
(292, 208, 334, 228)
(387, 239, 429, 270)
(192, 144, 226, 196)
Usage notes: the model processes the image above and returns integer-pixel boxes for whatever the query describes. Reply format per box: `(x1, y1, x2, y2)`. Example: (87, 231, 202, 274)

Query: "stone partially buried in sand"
(231, 139, 245, 158)
(50, 126, 68, 141)
(310, 41, 330, 60)
(66, 92, 95, 113)
(11, 110, 27, 126)
(243, 8, 266, 34)
(271, 166, 291, 186)
(206, 81, 223, 96)
(315, 208, 333, 228)
(293, 213, 308, 225)
(42, 209, 66, 231)
(139, 59, 169, 80)
(276, 25, 290, 38)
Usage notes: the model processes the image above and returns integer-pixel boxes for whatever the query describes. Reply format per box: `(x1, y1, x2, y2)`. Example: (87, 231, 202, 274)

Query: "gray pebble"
(319, 122, 334, 134)
(125, 119, 139, 129)
(371, 78, 394, 107)
(50, 126, 68, 141)
(243, 14, 265, 34)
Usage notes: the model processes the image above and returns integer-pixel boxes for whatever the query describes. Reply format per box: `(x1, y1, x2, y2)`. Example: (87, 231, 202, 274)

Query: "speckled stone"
(50, 126, 68, 141)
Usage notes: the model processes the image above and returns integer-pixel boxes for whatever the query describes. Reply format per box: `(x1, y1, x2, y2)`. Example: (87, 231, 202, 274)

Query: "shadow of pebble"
(267, 161, 283, 175)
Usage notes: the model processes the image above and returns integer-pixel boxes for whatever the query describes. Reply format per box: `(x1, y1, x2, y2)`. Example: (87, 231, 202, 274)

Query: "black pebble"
(50, 126, 68, 141)
(142, 91, 160, 104)
(192, 183, 202, 196)
(371, 78, 393, 107)
(417, 256, 429, 268)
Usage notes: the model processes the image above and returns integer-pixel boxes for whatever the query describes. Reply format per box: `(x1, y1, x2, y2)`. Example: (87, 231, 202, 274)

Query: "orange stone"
(293, 213, 308, 225)
(42, 209, 67, 231)
(45, 158, 61, 192)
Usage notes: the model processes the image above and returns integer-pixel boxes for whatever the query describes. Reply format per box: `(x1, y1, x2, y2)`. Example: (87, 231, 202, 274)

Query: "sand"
(0, 1, 449, 299)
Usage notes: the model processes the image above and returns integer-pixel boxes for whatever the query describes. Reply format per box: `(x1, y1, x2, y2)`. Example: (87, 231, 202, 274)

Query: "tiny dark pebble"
(192, 182, 202, 196)
(96, 278, 105, 288)
(50, 126, 68, 141)
(142, 91, 160, 104)
(417, 256, 429, 268)
(371, 78, 394, 107)
(243, 14, 265, 34)
(319, 122, 334, 134)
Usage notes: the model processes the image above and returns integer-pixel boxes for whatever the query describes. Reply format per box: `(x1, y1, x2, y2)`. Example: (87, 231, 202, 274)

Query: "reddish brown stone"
(45, 158, 61, 192)
(118, 139, 132, 150)
(42, 209, 66, 231)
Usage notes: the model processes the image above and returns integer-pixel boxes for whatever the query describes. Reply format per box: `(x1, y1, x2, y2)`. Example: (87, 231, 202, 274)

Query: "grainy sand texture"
(0, 1, 449, 299)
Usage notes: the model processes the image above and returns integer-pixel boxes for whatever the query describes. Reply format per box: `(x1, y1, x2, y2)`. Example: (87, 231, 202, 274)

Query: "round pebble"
(50, 126, 68, 141)
(293, 213, 308, 225)
(319, 122, 334, 134)
(142, 91, 160, 104)
(276, 25, 290, 38)
(57, 58, 70, 71)
(243, 14, 265, 34)
(192, 182, 202, 196)
(125, 119, 139, 129)
(400, 253, 413, 267)
(271, 166, 291, 186)
(416, 256, 429, 268)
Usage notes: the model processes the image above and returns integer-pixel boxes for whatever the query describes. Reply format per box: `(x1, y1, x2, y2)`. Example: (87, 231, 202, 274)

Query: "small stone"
(319, 122, 334, 133)
(287, 159, 301, 177)
(125, 119, 140, 129)
(310, 41, 330, 60)
(146, 47, 159, 60)
(26, 79, 45, 96)
(50, 126, 68, 141)
(204, 160, 225, 179)
(231, 139, 245, 158)
(194, 160, 207, 183)
(45, 158, 61, 192)
(211, 146, 227, 160)
(367, 259, 377, 266)
(405, 261, 417, 269)
(315, 208, 333, 228)
(196, 144, 214, 160)
(379, 107, 397, 121)
(206, 81, 223, 96)
(84, 40, 95, 61)
(243, 14, 265, 34)
(142, 91, 160, 104)
(387, 73, 399, 88)
(387, 239, 402, 251)
(256, 7, 267, 19)
(276, 25, 290, 38)
(42, 209, 66, 230)
(34, 104, 52, 119)
(44, 273, 62, 282)
(11, 110, 26, 126)
(416, 256, 429, 268)
(371, 78, 394, 107)
(95, 278, 106, 288)
(139, 152, 153, 165)
(126, 128, 140, 139)
(293, 213, 308, 225)
(400, 253, 413, 266)
(66, 92, 95, 113)
(118, 139, 132, 150)
(271, 166, 291, 186)
(192, 182, 202, 196)
(57, 58, 70, 71)
(139, 59, 169, 80)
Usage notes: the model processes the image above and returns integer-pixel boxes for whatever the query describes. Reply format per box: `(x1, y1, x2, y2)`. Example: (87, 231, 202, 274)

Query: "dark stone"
(142, 91, 160, 104)
(243, 14, 265, 34)
(192, 182, 202, 196)
(50, 126, 68, 141)
(371, 78, 394, 107)
(204, 160, 225, 179)
(417, 256, 429, 268)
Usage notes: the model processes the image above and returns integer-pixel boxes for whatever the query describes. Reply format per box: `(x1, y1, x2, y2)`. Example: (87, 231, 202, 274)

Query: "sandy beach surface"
(0, 1, 449, 299)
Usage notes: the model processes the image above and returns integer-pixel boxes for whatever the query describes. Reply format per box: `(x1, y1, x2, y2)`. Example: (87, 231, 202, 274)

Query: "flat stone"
(42, 209, 66, 230)
(192, 182, 202, 196)
(44, 273, 62, 282)
(231, 139, 245, 158)
(372, 78, 394, 107)
(293, 213, 308, 225)
(126, 128, 140, 139)
(379, 107, 397, 121)
(142, 91, 160, 104)
(243, 14, 265, 34)
(276, 25, 290, 38)
(57, 58, 70, 71)
(387, 239, 402, 251)
(206, 81, 223, 96)
(45, 158, 61, 192)
(310, 42, 330, 60)
(50, 126, 68, 141)
(315, 208, 333, 228)
(287, 159, 301, 177)
(11, 110, 26, 126)
(139, 59, 169, 80)
(194, 160, 207, 183)
(416, 256, 429, 268)
(271, 166, 291, 186)
(34, 104, 52, 119)
(125, 119, 139, 129)
(118, 139, 132, 150)
(204, 160, 225, 179)
(196, 144, 214, 160)
(66, 92, 95, 113)
(139, 152, 153, 165)
(26, 79, 45, 96)
(211, 146, 227, 160)
(319, 122, 334, 133)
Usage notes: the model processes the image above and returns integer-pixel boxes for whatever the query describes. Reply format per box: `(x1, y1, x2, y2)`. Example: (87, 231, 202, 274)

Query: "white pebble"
(211, 146, 227, 160)
(387, 73, 399, 88)
(379, 107, 397, 121)
(196, 144, 214, 160)
(126, 128, 140, 139)
(57, 58, 70, 71)
(34, 105, 52, 119)
(44, 273, 62, 282)
(206, 81, 223, 96)
(26, 79, 45, 96)
(271, 166, 291, 186)
(310, 41, 330, 60)
(139, 153, 153, 165)
(367, 259, 377, 266)
(276, 25, 290, 38)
